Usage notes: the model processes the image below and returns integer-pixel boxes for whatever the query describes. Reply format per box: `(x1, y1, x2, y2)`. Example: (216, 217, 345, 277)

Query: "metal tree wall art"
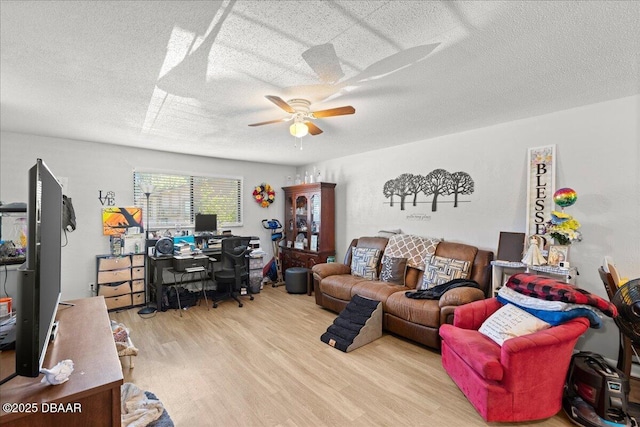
(450, 171, 474, 208)
(383, 169, 474, 212)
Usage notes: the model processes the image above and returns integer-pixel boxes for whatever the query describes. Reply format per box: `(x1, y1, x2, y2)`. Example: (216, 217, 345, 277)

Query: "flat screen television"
(15, 159, 63, 377)
(195, 213, 217, 233)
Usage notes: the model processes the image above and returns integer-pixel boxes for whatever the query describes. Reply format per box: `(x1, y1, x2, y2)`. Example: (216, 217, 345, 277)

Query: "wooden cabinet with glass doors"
(281, 182, 336, 271)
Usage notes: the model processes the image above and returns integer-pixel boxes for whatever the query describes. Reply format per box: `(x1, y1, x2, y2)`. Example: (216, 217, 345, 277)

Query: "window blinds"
(133, 171, 243, 230)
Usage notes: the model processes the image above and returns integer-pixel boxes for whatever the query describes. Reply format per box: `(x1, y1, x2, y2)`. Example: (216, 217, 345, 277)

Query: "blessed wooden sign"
(526, 145, 556, 237)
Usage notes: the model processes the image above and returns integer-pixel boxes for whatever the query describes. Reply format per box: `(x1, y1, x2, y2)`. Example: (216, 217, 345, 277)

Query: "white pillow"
(478, 303, 551, 346)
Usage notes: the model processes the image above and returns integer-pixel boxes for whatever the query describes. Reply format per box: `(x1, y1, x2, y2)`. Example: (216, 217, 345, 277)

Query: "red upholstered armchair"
(439, 298, 589, 422)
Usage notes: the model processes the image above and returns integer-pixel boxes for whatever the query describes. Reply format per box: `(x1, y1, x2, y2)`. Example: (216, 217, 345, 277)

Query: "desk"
(147, 252, 220, 310)
(0, 296, 123, 427)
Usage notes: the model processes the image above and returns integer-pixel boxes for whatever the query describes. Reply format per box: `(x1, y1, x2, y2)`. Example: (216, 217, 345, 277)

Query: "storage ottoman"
(285, 267, 309, 294)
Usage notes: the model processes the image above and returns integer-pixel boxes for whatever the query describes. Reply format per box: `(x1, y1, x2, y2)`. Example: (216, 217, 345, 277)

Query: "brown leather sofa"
(312, 236, 494, 350)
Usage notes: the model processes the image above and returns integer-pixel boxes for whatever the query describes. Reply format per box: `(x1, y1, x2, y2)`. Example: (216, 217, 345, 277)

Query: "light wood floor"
(111, 285, 638, 427)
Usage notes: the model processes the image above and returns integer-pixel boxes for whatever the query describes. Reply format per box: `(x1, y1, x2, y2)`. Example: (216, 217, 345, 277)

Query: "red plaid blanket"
(506, 273, 618, 318)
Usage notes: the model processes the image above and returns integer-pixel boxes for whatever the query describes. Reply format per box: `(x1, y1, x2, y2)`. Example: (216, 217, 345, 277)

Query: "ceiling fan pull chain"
(293, 136, 303, 150)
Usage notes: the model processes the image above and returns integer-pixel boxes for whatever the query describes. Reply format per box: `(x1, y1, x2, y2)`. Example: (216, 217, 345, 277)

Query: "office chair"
(213, 237, 254, 308)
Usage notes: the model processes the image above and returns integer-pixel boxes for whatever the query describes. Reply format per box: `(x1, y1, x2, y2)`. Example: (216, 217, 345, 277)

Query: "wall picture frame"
(102, 207, 143, 236)
(496, 231, 527, 262)
(547, 245, 569, 266)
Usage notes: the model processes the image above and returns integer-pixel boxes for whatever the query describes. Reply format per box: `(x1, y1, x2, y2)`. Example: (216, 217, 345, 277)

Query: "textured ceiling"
(1, 1, 638, 166)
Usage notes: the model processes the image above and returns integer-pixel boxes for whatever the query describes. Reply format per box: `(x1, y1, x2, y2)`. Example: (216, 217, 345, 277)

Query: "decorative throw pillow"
(379, 257, 407, 285)
(419, 255, 471, 290)
(478, 303, 551, 346)
(350, 247, 381, 280)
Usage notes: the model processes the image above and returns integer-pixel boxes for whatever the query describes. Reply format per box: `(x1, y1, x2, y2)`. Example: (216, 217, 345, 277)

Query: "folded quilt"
(496, 295, 603, 328)
(498, 286, 601, 313)
(506, 273, 617, 317)
(382, 234, 441, 270)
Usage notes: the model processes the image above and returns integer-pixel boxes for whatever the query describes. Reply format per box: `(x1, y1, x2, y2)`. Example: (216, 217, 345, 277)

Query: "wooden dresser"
(0, 296, 123, 426)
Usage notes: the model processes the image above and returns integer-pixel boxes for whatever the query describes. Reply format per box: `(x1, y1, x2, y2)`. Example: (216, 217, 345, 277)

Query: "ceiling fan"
(248, 95, 355, 137)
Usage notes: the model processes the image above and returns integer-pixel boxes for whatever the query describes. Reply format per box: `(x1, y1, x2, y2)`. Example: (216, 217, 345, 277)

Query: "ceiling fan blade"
(248, 118, 287, 127)
(311, 106, 355, 118)
(265, 95, 295, 113)
(305, 121, 323, 135)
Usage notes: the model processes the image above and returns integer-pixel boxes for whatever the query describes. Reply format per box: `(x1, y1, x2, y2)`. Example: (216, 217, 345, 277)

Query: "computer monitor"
(195, 214, 217, 233)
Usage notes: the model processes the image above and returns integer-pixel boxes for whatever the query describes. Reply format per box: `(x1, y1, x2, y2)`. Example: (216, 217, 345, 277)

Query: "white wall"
(1, 95, 637, 359)
(302, 95, 640, 359)
(0, 132, 294, 301)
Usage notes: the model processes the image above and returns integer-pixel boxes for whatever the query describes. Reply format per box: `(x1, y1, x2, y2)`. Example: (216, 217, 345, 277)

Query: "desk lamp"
(138, 182, 156, 315)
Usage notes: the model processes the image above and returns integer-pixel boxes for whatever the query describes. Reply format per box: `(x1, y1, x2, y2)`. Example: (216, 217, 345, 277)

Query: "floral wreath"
(253, 183, 275, 208)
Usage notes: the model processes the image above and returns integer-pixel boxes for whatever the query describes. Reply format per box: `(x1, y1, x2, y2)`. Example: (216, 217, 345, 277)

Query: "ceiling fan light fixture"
(290, 121, 309, 138)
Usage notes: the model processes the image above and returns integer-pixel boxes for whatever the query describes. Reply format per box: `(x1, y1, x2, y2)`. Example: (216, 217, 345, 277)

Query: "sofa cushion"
(478, 303, 551, 346)
(439, 324, 504, 381)
(382, 234, 441, 270)
(419, 255, 471, 290)
(350, 281, 409, 310)
(385, 291, 442, 328)
(380, 257, 407, 285)
(320, 275, 371, 301)
(350, 247, 381, 280)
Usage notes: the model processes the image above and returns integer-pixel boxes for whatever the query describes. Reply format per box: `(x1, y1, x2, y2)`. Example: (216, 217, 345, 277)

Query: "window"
(133, 171, 242, 230)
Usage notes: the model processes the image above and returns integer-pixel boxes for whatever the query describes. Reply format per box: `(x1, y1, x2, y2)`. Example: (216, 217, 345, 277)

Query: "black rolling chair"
(213, 237, 254, 308)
